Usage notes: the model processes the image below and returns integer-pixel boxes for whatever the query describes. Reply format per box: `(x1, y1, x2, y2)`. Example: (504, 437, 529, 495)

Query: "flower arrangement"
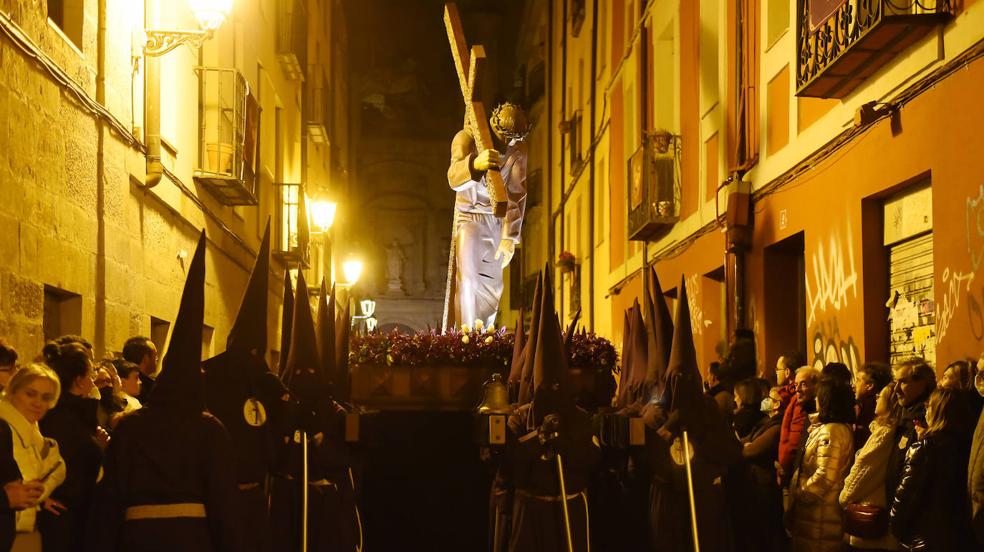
(557, 250, 577, 273)
(349, 322, 618, 372)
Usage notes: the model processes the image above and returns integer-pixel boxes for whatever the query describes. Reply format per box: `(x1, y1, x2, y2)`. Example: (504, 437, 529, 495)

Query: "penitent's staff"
(682, 430, 700, 552)
(302, 431, 309, 552)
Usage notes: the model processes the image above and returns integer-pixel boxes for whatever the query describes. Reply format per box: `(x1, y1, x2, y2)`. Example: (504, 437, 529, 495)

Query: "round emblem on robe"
(669, 437, 695, 466)
(243, 398, 267, 427)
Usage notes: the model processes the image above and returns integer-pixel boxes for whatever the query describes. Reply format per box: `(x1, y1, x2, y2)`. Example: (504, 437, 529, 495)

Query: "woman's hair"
(53, 334, 93, 354)
(821, 362, 853, 386)
(857, 362, 893, 393)
(42, 342, 92, 392)
(925, 388, 975, 437)
(734, 378, 765, 409)
(112, 358, 140, 381)
(3, 363, 61, 407)
(0, 340, 17, 367)
(944, 359, 977, 391)
(816, 379, 857, 424)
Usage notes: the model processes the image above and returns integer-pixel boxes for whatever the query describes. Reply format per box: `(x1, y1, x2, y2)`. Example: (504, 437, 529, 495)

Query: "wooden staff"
(682, 430, 700, 552)
(302, 431, 309, 552)
(555, 453, 574, 552)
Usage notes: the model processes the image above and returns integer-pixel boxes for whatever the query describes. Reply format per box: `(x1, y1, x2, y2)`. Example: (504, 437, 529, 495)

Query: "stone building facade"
(0, 0, 351, 367)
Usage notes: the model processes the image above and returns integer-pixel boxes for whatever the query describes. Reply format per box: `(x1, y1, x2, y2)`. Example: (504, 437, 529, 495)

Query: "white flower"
(474, 319, 485, 330)
(486, 325, 496, 334)
(386, 354, 394, 366)
(484, 336, 493, 344)
(462, 335, 471, 344)
(461, 324, 472, 334)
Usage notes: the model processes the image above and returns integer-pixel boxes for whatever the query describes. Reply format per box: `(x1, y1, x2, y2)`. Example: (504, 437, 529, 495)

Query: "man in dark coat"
(203, 221, 292, 552)
(501, 270, 600, 552)
(644, 277, 740, 552)
(91, 231, 240, 552)
(970, 362, 984, 546)
(0, 420, 41, 551)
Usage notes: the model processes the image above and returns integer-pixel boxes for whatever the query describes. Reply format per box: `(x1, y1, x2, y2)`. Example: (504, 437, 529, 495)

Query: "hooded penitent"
(517, 270, 545, 405)
(333, 296, 352, 404)
(203, 220, 288, 483)
(663, 276, 706, 431)
(529, 268, 576, 428)
(278, 270, 295, 380)
(507, 310, 526, 402)
(616, 305, 636, 408)
(626, 299, 649, 404)
(642, 267, 673, 406)
(149, 230, 207, 413)
(315, 279, 337, 394)
(283, 270, 324, 412)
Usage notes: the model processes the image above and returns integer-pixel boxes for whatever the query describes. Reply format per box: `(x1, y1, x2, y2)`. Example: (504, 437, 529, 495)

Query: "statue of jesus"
(447, 102, 529, 329)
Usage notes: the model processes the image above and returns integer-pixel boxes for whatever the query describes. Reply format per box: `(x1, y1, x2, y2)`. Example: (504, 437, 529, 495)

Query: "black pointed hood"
(664, 276, 705, 430)
(227, 219, 271, 355)
(507, 311, 526, 394)
(530, 268, 575, 428)
(283, 270, 323, 407)
(277, 270, 295, 380)
(315, 279, 336, 393)
(518, 270, 544, 405)
(643, 267, 673, 404)
(564, 306, 581, 349)
(150, 230, 207, 412)
(333, 296, 352, 403)
(616, 304, 636, 408)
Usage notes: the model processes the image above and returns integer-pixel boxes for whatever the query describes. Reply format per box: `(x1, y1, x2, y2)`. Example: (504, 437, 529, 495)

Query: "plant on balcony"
(557, 250, 577, 273)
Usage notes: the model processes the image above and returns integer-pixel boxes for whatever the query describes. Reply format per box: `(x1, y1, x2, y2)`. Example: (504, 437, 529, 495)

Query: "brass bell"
(477, 373, 513, 415)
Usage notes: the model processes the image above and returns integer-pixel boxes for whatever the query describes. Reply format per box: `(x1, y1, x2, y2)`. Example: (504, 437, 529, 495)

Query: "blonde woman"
(0, 364, 66, 552)
(839, 385, 900, 550)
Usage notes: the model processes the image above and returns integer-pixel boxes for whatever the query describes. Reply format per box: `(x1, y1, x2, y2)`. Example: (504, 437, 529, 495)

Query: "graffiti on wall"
(686, 273, 708, 336)
(806, 225, 858, 326)
(967, 185, 984, 271)
(937, 268, 975, 344)
(812, 317, 861, 375)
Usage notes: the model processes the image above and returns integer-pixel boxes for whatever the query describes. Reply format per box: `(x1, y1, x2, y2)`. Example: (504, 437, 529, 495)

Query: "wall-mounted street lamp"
(359, 298, 376, 318)
(144, 0, 233, 57)
(342, 258, 364, 287)
(309, 199, 337, 234)
(353, 298, 377, 334)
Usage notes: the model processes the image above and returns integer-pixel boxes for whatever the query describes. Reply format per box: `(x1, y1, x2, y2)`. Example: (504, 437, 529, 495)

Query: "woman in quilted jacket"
(890, 387, 976, 551)
(839, 385, 900, 551)
(788, 379, 855, 552)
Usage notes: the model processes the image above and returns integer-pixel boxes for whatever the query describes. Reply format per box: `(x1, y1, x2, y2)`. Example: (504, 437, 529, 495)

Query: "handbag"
(843, 502, 888, 539)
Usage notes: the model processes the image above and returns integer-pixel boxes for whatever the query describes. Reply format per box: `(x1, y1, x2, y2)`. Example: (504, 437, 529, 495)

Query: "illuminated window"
(48, 0, 84, 51)
(279, 183, 301, 253)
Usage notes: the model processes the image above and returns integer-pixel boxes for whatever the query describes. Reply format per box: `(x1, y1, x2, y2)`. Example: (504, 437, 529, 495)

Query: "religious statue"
(445, 102, 529, 329)
(385, 238, 407, 295)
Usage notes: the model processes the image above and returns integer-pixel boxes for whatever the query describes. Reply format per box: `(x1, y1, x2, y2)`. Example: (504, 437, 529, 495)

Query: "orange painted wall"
(611, 271, 644, 350)
(612, 0, 625, 66)
(797, 97, 838, 134)
(705, 133, 719, 202)
(745, 57, 984, 374)
(610, 79, 626, 269)
(766, 66, 790, 155)
(680, 0, 700, 218)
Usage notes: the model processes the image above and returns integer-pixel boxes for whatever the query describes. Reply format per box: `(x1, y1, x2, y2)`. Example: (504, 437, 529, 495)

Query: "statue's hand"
(494, 239, 516, 269)
(472, 149, 501, 172)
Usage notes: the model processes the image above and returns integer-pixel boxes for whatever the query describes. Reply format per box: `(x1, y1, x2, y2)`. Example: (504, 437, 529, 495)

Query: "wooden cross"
(444, 2, 508, 218)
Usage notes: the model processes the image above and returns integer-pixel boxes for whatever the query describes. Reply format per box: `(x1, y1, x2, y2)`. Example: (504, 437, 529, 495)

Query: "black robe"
(204, 351, 292, 552)
(503, 405, 600, 552)
(89, 407, 240, 552)
(645, 396, 741, 552)
(0, 420, 21, 552)
(38, 394, 104, 552)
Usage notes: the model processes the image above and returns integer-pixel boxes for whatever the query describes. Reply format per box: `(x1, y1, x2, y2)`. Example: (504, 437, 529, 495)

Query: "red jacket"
(777, 380, 796, 415)
(778, 395, 809, 477)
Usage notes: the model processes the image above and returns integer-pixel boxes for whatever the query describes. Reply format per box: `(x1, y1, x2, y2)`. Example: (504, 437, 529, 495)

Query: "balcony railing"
(193, 67, 261, 206)
(305, 64, 330, 144)
(796, 0, 951, 98)
(627, 132, 680, 242)
(277, 0, 308, 81)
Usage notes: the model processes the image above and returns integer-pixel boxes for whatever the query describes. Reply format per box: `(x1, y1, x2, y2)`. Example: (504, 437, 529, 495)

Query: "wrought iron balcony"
(627, 132, 680, 242)
(193, 68, 261, 206)
(797, 0, 951, 98)
(305, 64, 330, 144)
(277, 0, 308, 81)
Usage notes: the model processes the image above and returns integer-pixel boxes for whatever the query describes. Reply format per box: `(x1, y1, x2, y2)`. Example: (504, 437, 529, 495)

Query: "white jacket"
(0, 400, 66, 532)
(838, 420, 899, 550)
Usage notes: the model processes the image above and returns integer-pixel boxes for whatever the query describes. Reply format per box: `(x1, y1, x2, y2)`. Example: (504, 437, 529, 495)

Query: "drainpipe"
(586, 0, 597, 329)
(143, 0, 162, 188)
